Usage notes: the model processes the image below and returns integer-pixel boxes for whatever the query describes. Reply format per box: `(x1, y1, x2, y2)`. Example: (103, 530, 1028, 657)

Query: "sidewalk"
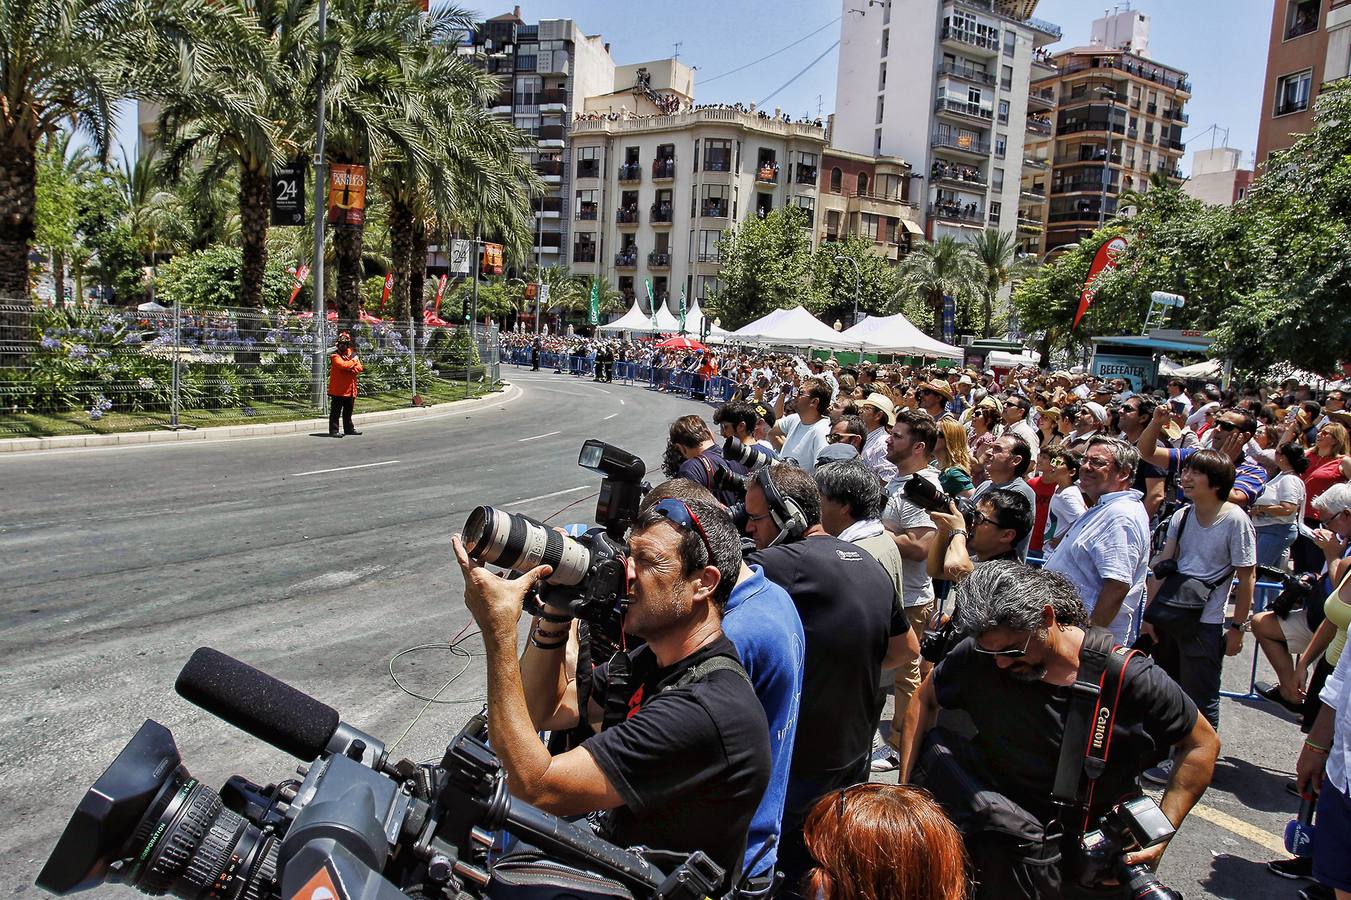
(0, 383, 519, 453)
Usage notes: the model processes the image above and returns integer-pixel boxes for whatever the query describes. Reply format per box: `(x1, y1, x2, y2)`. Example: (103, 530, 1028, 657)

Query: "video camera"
(36, 647, 722, 900)
(1074, 795, 1180, 899)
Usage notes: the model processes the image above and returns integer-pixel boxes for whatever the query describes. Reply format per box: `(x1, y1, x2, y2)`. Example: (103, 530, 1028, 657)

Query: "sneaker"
(1299, 884, 1334, 900)
(1140, 758, 1174, 786)
(1268, 856, 1314, 880)
(869, 741, 900, 773)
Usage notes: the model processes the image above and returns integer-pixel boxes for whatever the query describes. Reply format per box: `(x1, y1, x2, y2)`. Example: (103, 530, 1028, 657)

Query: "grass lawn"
(0, 377, 498, 439)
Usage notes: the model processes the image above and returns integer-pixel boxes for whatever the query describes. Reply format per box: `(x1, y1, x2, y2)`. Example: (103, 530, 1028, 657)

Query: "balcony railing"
(575, 160, 599, 179)
(535, 159, 562, 176)
(931, 162, 987, 188)
(1053, 177, 1118, 194)
(572, 246, 596, 263)
(796, 164, 817, 185)
(539, 87, 567, 105)
(1026, 117, 1053, 136)
(938, 61, 996, 86)
(1168, 139, 1186, 152)
(1029, 88, 1056, 109)
(1146, 102, 1157, 115)
(647, 251, 671, 268)
(538, 195, 562, 213)
(575, 205, 598, 221)
(1168, 109, 1189, 124)
(931, 131, 991, 154)
(940, 24, 999, 52)
(614, 252, 638, 268)
(1275, 99, 1309, 116)
(652, 158, 676, 179)
(756, 164, 779, 184)
(935, 97, 993, 121)
(650, 203, 674, 223)
(534, 232, 562, 248)
(697, 251, 720, 264)
(616, 206, 639, 225)
(701, 202, 728, 218)
(928, 202, 983, 223)
(618, 163, 642, 182)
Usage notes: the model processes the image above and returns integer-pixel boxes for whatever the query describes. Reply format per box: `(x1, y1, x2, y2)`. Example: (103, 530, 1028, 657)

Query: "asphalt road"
(0, 366, 1319, 900)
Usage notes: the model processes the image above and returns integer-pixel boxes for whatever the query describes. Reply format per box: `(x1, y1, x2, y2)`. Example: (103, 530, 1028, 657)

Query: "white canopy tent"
(1160, 358, 1224, 380)
(986, 350, 1042, 369)
(730, 305, 853, 349)
(682, 299, 732, 341)
(137, 300, 169, 312)
(837, 312, 963, 360)
(595, 298, 681, 334)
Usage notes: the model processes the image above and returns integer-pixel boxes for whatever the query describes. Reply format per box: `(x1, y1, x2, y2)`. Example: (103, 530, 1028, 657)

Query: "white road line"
(603, 413, 618, 420)
(619, 398, 626, 405)
(502, 485, 591, 508)
(517, 430, 561, 442)
(292, 459, 400, 477)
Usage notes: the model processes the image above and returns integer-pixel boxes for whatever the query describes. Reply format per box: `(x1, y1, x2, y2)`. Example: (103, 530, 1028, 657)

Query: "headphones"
(756, 467, 808, 547)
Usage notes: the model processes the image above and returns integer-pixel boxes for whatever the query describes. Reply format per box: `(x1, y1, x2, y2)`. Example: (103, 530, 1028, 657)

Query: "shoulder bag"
(1143, 506, 1233, 636)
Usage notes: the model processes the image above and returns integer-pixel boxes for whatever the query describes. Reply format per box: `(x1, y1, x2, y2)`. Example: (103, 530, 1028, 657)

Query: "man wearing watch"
(926, 489, 1033, 584)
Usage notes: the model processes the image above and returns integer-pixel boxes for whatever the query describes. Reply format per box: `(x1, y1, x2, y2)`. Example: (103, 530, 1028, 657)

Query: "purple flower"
(40, 335, 61, 350)
(68, 343, 89, 359)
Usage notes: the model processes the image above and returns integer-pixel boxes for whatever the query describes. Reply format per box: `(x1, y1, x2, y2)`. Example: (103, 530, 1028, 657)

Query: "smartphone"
(1169, 399, 1186, 415)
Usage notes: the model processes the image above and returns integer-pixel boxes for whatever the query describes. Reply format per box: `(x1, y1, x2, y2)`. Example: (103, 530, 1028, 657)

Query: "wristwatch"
(1226, 620, 1246, 633)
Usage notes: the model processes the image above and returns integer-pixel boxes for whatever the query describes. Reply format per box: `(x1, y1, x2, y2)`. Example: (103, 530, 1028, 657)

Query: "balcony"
(696, 251, 721, 264)
(572, 245, 596, 264)
(1168, 109, 1189, 124)
(935, 97, 993, 122)
(1053, 176, 1118, 195)
(928, 202, 983, 224)
(931, 130, 991, 156)
(647, 251, 671, 269)
(534, 159, 562, 183)
(1023, 156, 1049, 170)
(1275, 98, 1309, 117)
(1028, 89, 1055, 111)
(616, 206, 639, 226)
(649, 203, 674, 224)
(700, 201, 728, 218)
(938, 61, 996, 86)
(534, 231, 562, 253)
(538, 195, 562, 213)
(931, 161, 988, 189)
(614, 251, 638, 268)
(652, 158, 676, 180)
(575, 204, 598, 221)
(1146, 102, 1157, 115)
(489, 91, 512, 114)
(1017, 217, 1044, 234)
(941, 24, 999, 55)
(756, 163, 780, 184)
(618, 163, 642, 183)
(795, 164, 817, 186)
(539, 87, 567, 109)
(1026, 116, 1053, 136)
(537, 124, 565, 146)
(1021, 186, 1047, 203)
(1168, 139, 1186, 152)
(575, 159, 599, 179)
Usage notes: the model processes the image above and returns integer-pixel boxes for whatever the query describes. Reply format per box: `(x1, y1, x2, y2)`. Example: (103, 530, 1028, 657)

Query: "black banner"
(270, 160, 306, 226)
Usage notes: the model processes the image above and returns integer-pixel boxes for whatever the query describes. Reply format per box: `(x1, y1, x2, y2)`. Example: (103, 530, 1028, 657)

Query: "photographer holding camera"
(924, 488, 1033, 584)
(908, 562, 1220, 900)
(450, 497, 772, 890)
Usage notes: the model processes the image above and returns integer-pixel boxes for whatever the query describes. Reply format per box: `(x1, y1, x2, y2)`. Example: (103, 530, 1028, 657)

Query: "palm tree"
(967, 228, 1035, 338)
(894, 235, 981, 341)
(35, 131, 96, 304)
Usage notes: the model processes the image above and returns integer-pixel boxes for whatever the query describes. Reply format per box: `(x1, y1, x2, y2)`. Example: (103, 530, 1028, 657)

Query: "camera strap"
(1051, 627, 1140, 831)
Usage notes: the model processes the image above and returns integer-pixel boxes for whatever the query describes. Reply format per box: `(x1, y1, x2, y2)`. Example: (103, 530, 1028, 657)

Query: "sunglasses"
(652, 499, 714, 560)
(1215, 420, 1242, 432)
(826, 433, 855, 443)
(972, 630, 1036, 658)
(968, 508, 995, 528)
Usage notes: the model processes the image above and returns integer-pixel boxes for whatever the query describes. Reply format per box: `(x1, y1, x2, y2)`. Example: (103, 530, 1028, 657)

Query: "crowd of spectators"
(571, 101, 824, 128)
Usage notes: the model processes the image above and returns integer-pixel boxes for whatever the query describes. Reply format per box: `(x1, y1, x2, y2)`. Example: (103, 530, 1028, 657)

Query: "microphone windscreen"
(175, 647, 339, 760)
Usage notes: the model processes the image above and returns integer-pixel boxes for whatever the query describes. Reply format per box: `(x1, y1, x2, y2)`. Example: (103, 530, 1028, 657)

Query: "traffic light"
(461, 297, 472, 323)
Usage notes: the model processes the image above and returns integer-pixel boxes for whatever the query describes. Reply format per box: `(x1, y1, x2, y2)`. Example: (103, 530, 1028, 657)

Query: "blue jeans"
(1255, 522, 1298, 568)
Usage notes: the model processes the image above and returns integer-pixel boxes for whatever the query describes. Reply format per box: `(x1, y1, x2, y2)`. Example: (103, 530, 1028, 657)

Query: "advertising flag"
(288, 264, 310, 304)
(326, 164, 368, 227)
(270, 160, 306, 226)
(449, 239, 472, 274)
(380, 271, 394, 308)
(434, 274, 448, 316)
(588, 279, 600, 325)
(1073, 236, 1129, 329)
(679, 288, 687, 332)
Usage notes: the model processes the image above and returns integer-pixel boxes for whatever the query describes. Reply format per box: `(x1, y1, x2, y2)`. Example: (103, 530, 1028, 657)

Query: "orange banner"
(1073, 236, 1128, 329)
(327, 164, 368, 227)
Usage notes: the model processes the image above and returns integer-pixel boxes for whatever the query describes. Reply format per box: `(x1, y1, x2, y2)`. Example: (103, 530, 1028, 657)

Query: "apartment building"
(1182, 148, 1254, 207)
(1256, 0, 1348, 168)
(567, 108, 827, 310)
(817, 148, 922, 260)
(1026, 31, 1191, 254)
(831, 0, 1061, 250)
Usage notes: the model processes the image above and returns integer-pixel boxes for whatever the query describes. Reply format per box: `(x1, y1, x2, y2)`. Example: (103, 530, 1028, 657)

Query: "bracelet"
(949, 529, 968, 539)
(1305, 738, 1331, 754)
(538, 606, 574, 625)
(530, 636, 567, 650)
(532, 622, 569, 640)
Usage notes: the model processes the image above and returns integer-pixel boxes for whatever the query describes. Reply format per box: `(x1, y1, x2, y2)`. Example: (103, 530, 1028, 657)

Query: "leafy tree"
(155, 244, 293, 310)
(966, 228, 1034, 338)
(35, 131, 95, 303)
(713, 207, 816, 329)
(894, 235, 981, 339)
(75, 174, 143, 303)
(809, 235, 897, 328)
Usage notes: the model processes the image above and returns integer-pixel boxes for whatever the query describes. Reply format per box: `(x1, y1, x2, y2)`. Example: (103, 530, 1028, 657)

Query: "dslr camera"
(722, 436, 776, 473)
(901, 473, 977, 531)
(1074, 795, 1181, 899)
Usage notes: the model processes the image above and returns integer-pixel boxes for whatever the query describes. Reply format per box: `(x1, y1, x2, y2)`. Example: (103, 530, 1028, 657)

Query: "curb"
(0, 383, 518, 454)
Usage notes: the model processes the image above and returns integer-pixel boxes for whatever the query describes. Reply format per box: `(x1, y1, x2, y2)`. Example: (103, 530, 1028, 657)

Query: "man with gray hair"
(1044, 436, 1152, 643)
(907, 562, 1219, 900)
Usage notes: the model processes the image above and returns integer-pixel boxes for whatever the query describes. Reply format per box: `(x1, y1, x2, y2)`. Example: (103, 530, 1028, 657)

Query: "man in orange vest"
(328, 331, 364, 437)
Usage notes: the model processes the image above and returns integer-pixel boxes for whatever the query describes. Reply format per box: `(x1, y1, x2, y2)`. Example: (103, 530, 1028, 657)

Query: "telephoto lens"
(463, 506, 593, 585)
(723, 436, 773, 472)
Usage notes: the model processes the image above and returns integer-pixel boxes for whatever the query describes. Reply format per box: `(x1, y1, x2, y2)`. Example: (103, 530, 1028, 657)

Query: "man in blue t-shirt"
(1137, 406, 1267, 508)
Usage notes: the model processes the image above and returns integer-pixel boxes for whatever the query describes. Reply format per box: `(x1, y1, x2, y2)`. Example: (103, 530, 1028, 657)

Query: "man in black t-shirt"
(669, 413, 748, 506)
(744, 463, 920, 896)
(909, 562, 1219, 900)
(452, 498, 770, 889)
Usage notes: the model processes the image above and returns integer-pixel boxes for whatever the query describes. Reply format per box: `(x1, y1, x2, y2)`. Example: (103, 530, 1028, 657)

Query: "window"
(576, 146, 599, 178)
(755, 193, 774, 218)
(1001, 65, 1013, 90)
(875, 129, 882, 155)
(795, 151, 818, 185)
(994, 133, 1007, 158)
(968, 86, 983, 105)
(618, 276, 634, 301)
(794, 195, 815, 226)
(704, 139, 732, 172)
(992, 167, 1004, 191)
(514, 114, 540, 135)
(876, 95, 885, 125)
(861, 213, 880, 241)
(514, 75, 541, 106)
(988, 201, 1001, 224)
(756, 148, 779, 182)
(1285, 0, 1319, 39)
(825, 209, 842, 240)
(878, 173, 902, 200)
(575, 189, 598, 220)
(998, 99, 1009, 124)
(857, 172, 869, 196)
(1004, 30, 1017, 57)
(693, 139, 699, 172)
(878, 62, 887, 91)
(881, 29, 889, 57)
(830, 167, 843, 193)
(698, 229, 722, 263)
(1275, 69, 1313, 115)
(701, 184, 729, 217)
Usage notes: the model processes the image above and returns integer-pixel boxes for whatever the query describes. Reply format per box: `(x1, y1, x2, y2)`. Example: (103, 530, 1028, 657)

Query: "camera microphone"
(175, 647, 385, 768)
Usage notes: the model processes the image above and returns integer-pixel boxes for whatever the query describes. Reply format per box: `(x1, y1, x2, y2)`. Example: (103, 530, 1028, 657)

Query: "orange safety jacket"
(328, 351, 364, 397)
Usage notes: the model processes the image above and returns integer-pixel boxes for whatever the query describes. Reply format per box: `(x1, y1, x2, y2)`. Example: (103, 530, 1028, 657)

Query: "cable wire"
(386, 623, 482, 754)
(700, 17, 842, 85)
(757, 40, 841, 108)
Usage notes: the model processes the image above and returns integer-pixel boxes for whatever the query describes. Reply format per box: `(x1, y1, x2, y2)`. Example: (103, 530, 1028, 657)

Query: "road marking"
(1187, 801, 1286, 855)
(292, 459, 400, 477)
(518, 431, 561, 442)
(619, 398, 626, 405)
(503, 485, 591, 508)
(604, 413, 618, 420)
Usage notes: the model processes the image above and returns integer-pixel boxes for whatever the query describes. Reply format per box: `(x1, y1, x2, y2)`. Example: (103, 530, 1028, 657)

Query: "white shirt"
(1252, 470, 1307, 526)
(882, 469, 940, 607)
(1044, 485, 1088, 557)
(861, 426, 898, 485)
(1320, 636, 1351, 793)
(1043, 489, 1152, 644)
(780, 416, 829, 475)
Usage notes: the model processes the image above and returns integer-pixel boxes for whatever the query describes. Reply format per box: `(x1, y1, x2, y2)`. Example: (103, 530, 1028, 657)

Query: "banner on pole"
(481, 243, 504, 276)
(449, 239, 472, 274)
(380, 272, 394, 312)
(1073, 236, 1129, 329)
(288, 264, 310, 304)
(588, 280, 600, 325)
(434, 274, 448, 316)
(942, 294, 956, 344)
(270, 159, 306, 226)
(678, 288, 687, 332)
(326, 164, 368, 227)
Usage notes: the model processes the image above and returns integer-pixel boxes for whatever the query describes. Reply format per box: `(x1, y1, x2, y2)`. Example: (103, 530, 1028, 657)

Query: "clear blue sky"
(114, 0, 1272, 175)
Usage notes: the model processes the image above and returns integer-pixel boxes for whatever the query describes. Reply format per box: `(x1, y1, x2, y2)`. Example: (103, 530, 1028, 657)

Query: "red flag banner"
(380, 271, 394, 308)
(288, 264, 310, 304)
(1073, 236, 1128, 329)
(434, 274, 448, 316)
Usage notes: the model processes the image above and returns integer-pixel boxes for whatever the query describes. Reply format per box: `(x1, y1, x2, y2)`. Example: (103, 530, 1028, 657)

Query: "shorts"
(1314, 780, 1351, 891)
(1280, 612, 1315, 655)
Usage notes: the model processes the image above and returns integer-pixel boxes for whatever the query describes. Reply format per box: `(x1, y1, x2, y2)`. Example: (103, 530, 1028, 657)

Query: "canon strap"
(601, 652, 750, 731)
(1051, 627, 1141, 829)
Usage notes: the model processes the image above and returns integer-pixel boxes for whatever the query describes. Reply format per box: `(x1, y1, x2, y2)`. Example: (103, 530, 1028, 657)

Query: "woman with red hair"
(802, 783, 968, 900)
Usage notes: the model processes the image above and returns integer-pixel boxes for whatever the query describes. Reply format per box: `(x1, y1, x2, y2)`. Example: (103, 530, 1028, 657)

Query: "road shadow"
(1229, 693, 1303, 726)
(1198, 853, 1292, 900)
(1212, 754, 1298, 815)
(309, 432, 340, 438)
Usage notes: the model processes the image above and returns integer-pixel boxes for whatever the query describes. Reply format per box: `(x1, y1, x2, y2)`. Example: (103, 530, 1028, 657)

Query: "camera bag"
(1144, 506, 1233, 637)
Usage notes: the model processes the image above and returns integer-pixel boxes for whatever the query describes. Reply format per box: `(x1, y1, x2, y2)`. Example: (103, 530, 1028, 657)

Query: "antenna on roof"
(673, 41, 682, 60)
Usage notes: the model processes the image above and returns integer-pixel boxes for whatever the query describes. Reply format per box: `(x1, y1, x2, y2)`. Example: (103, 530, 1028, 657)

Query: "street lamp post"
(834, 254, 861, 327)
(310, 0, 329, 410)
(1095, 86, 1120, 230)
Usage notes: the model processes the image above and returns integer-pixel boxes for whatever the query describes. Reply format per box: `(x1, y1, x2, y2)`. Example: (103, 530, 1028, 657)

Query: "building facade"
(567, 109, 827, 311)
(1026, 45, 1190, 254)
(1255, 0, 1337, 167)
(1182, 147, 1254, 207)
(831, 0, 1061, 251)
(818, 148, 922, 259)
